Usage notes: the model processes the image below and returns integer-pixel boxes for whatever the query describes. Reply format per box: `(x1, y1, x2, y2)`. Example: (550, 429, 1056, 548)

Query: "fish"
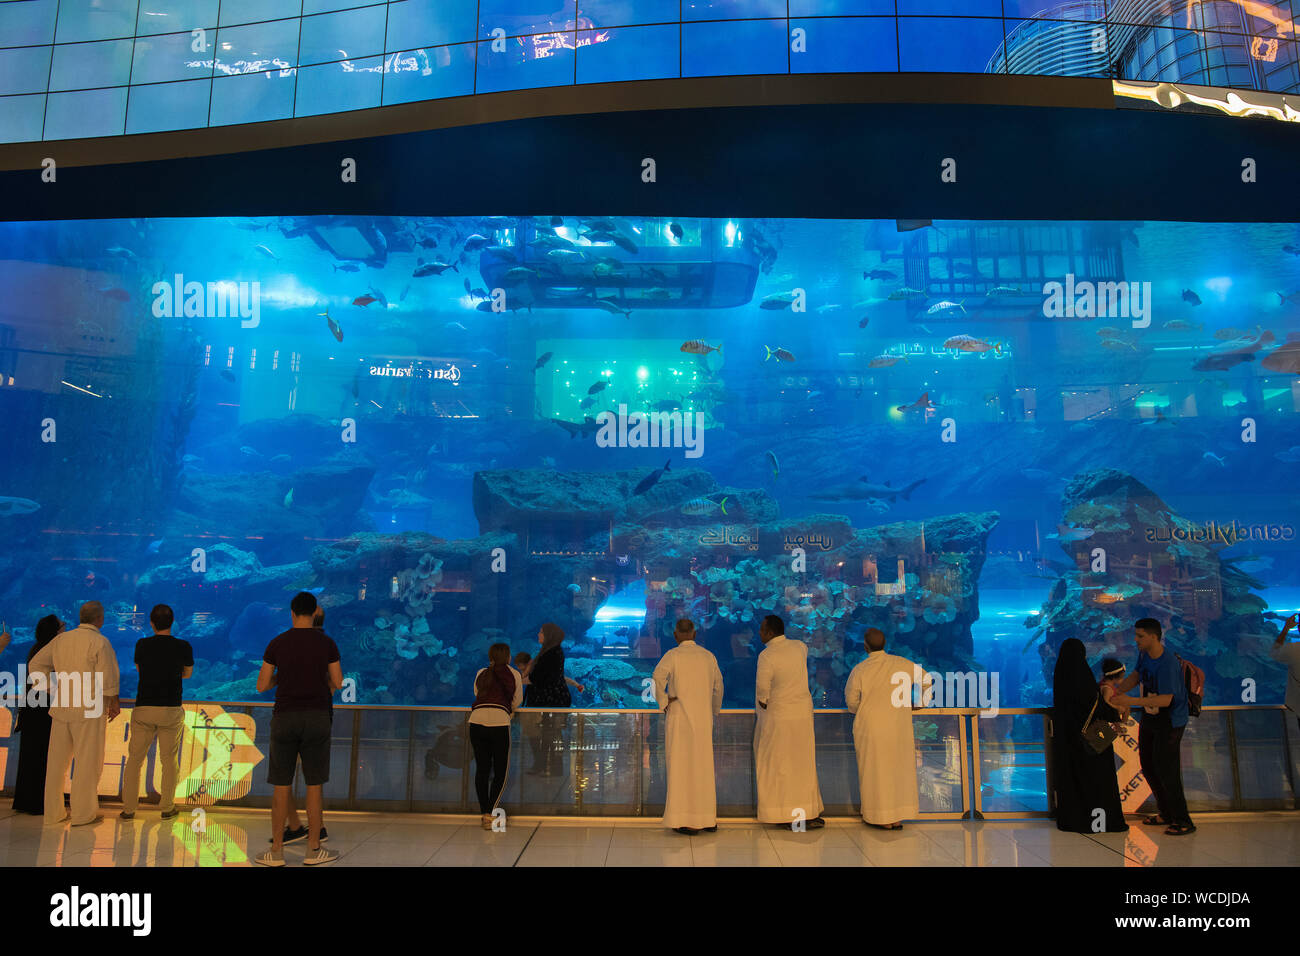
(633, 460, 671, 495)
(462, 234, 490, 251)
(399, 283, 412, 302)
(270, 454, 291, 463)
(1192, 351, 1252, 372)
(592, 257, 624, 277)
(484, 246, 517, 262)
(333, 263, 360, 273)
(682, 496, 728, 516)
(367, 286, 388, 308)
(579, 396, 596, 410)
(887, 287, 927, 300)
(587, 381, 609, 395)
(284, 488, 295, 508)
(1278, 290, 1300, 306)
(219, 369, 236, 383)
(652, 399, 682, 413)
(566, 583, 583, 594)
(680, 340, 721, 355)
(764, 346, 795, 362)
(862, 498, 891, 514)
(1182, 289, 1202, 306)
(987, 285, 1024, 296)
(896, 392, 936, 414)
(1284, 244, 1300, 255)
(0, 497, 40, 516)
(502, 267, 541, 286)
(240, 446, 261, 457)
(352, 295, 377, 307)
(546, 248, 586, 263)
(412, 258, 457, 277)
(1099, 338, 1138, 351)
(1163, 319, 1203, 331)
(642, 287, 672, 300)
(809, 476, 927, 502)
(816, 304, 843, 314)
(147, 539, 163, 553)
(1096, 326, 1125, 338)
(1261, 332, 1300, 373)
(1203, 452, 1226, 466)
(534, 351, 554, 371)
(322, 310, 343, 342)
(864, 269, 896, 280)
(444, 322, 468, 332)
(1274, 445, 1300, 463)
(610, 234, 638, 255)
(182, 454, 201, 464)
(760, 291, 797, 310)
(253, 243, 279, 262)
(668, 222, 684, 241)
(943, 334, 1001, 355)
(766, 450, 780, 478)
(1213, 326, 1248, 340)
(867, 354, 907, 368)
(896, 219, 933, 232)
(1047, 524, 1094, 543)
(926, 300, 966, 316)
(552, 417, 603, 438)
(592, 297, 631, 317)
(641, 267, 668, 283)
(1088, 583, 1143, 603)
(1192, 328, 1275, 372)
(105, 245, 138, 261)
(858, 315, 870, 329)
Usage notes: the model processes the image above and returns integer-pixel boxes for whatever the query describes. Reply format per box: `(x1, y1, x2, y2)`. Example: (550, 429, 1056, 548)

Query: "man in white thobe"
(28, 601, 121, 826)
(754, 614, 824, 828)
(653, 618, 724, 834)
(844, 627, 928, 829)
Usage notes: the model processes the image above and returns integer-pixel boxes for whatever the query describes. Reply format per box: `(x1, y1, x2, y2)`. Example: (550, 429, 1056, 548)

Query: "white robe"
(845, 651, 926, 825)
(653, 640, 724, 829)
(754, 635, 823, 823)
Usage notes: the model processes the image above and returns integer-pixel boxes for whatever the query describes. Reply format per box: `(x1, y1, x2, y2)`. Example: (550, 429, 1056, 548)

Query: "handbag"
(1081, 695, 1117, 754)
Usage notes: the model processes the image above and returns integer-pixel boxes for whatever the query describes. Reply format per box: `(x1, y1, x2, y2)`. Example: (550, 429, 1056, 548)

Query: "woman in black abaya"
(1051, 638, 1128, 833)
(12, 615, 62, 814)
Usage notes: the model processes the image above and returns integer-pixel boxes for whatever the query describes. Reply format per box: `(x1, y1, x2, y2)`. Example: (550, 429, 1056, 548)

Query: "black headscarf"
(27, 615, 61, 665)
(1053, 637, 1100, 724)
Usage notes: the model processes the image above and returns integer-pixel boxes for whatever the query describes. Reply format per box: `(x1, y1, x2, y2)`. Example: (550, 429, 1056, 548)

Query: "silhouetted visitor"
(523, 622, 570, 776)
(1112, 619, 1195, 836)
(469, 642, 523, 828)
(255, 592, 342, 866)
(11, 615, 62, 814)
(653, 618, 724, 834)
(1274, 614, 1300, 731)
(121, 604, 193, 820)
(29, 600, 121, 826)
(1051, 638, 1127, 833)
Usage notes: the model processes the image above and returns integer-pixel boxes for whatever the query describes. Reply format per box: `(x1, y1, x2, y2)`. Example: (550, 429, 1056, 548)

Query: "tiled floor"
(0, 803, 1295, 866)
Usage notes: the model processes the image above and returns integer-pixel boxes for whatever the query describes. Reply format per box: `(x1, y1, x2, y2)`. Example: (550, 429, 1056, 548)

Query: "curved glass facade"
(1, 0, 1298, 144)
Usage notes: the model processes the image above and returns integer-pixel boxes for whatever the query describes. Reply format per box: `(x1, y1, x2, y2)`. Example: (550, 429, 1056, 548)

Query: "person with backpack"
(469, 642, 523, 828)
(1111, 618, 1195, 836)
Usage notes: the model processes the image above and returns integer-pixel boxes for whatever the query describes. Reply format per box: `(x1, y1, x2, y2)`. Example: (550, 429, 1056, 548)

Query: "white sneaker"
(254, 849, 286, 867)
(303, 846, 339, 865)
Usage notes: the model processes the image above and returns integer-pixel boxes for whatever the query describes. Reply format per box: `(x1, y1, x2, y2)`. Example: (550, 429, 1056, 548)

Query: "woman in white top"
(468, 642, 523, 829)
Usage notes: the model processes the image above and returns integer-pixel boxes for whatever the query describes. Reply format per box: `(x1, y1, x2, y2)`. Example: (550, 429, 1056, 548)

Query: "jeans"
(1139, 720, 1192, 827)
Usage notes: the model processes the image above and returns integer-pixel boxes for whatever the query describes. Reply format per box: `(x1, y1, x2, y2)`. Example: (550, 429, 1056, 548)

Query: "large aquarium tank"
(0, 216, 1296, 712)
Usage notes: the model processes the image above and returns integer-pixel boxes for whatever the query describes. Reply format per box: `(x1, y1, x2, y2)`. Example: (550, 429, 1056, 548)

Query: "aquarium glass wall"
(3, 0, 1299, 142)
(0, 215, 1297, 715)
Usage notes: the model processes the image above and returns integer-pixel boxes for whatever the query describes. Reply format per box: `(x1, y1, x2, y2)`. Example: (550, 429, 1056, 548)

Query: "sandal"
(1165, 824, 1196, 836)
(1141, 815, 1167, 826)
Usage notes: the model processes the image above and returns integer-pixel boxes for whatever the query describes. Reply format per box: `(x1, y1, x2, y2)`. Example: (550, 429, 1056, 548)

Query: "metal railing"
(6, 700, 1291, 819)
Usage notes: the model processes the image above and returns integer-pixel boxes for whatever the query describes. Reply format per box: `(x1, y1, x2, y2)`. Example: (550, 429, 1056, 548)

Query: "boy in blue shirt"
(1113, 618, 1194, 835)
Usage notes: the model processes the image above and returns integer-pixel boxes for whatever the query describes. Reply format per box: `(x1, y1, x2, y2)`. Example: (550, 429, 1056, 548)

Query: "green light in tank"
(637, 366, 649, 380)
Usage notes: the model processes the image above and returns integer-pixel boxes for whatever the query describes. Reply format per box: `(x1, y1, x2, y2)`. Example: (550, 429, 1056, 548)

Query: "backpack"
(1175, 654, 1205, 717)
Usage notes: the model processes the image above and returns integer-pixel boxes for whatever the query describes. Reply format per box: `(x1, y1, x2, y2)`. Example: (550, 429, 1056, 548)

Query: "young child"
(512, 650, 585, 696)
(1099, 657, 1133, 732)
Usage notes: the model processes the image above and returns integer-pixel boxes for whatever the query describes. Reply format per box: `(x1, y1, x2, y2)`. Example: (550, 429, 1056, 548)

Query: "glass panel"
(682, 18, 788, 77)
(135, 0, 221, 37)
(576, 23, 678, 83)
(381, 43, 477, 105)
(125, 77, 212, 134)
(132, 31, 213, 85)
(898, 16, 1008, 72)
(411, 710, 472, 810)
(214, 19, 302, 78)
(208, 69, 296, 125)
(55, 0, 142, 43)
(0, 46, 53, 96)
(294, 56, 384, 116)
(0, 93, 47, 143)
(683, 0, 788, 19)
(49, 38, 135, 91)
(0, 0, 59, 47)
(1234, 708, 1293, 806)
(475, 33, 576, 92)
(977, 713, 1049, 813)
(219, 0, 305, 27)
(386, 0, 480, 49)
(43, 86, 127, 138)
(355, 709, 411, 805)
(577, 0, 680, 26)
(789, 16, 899, 73)
(298, 7, 388, 67)
(790, 0, 896, 14)
(480, 0, 579, 38)
(1180, 710, 1235, 811)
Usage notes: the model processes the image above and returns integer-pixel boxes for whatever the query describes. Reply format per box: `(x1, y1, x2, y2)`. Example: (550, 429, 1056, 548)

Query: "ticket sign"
(1114, 716, 1152, 812)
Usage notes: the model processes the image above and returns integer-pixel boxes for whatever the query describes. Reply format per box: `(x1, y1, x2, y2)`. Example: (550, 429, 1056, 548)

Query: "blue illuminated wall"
(1, 0, 1298, 143)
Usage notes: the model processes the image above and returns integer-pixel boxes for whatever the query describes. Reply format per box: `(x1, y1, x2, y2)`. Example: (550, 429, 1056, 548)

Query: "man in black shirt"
(121, 605, 193, 820)
(254, 592, 342, 866)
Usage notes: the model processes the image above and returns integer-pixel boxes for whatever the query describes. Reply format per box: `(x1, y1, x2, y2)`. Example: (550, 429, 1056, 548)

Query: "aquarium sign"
(1144, 520, 1295, 545)
(783, 531, 835, 552)
(700, 526, 759, 549)
(368, 362, 461, 382)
